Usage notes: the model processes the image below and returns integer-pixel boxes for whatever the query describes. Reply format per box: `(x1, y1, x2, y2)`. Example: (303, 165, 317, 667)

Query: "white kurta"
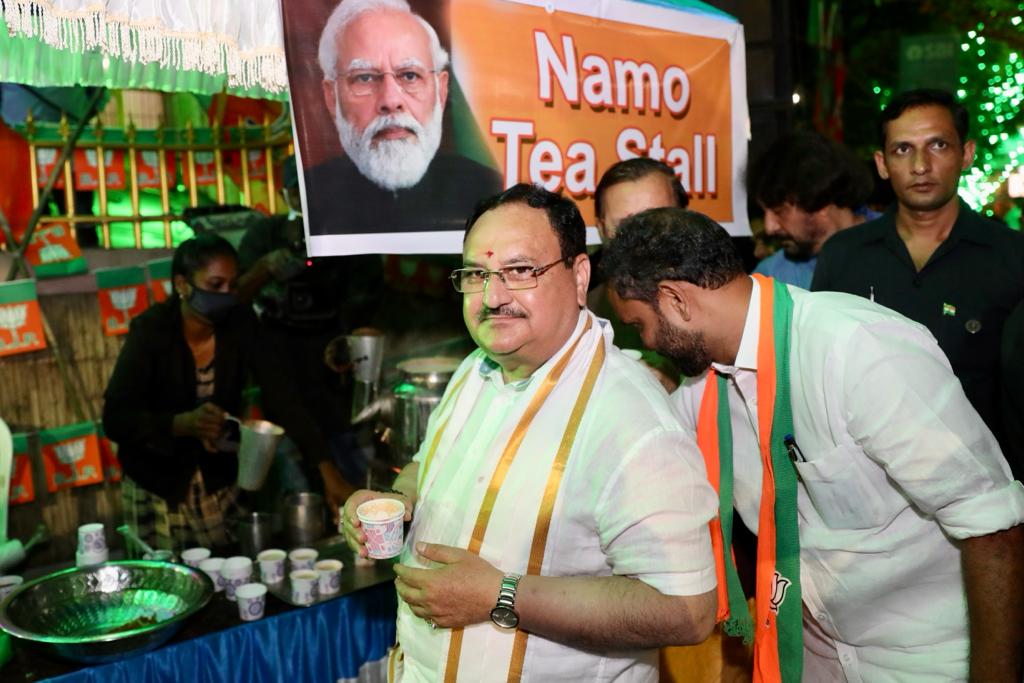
(398, 312, 718, 682)
(673, 278, 1024, 682)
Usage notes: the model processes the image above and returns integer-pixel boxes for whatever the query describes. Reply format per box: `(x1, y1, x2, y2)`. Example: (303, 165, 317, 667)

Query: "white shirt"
(672, 278, 1024, 682)
(399, 313, 718, 682)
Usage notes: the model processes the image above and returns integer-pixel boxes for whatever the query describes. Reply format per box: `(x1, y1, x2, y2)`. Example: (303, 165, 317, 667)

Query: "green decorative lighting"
(874, 24, 1023, 216)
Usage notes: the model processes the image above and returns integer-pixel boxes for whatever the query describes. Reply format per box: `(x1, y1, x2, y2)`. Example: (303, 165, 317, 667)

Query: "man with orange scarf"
(602, 207, 1024, 682)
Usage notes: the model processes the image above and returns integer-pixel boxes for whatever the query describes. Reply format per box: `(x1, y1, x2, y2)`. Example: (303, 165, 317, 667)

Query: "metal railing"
(23, 112, 292, 249)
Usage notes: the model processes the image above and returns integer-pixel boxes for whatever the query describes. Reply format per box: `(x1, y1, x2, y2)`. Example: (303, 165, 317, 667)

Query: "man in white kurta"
(603, 207, 1024, 682)
(342, 185, 719, 682)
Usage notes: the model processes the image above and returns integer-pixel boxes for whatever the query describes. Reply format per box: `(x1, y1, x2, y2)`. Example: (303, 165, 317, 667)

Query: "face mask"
(186, 284, 237, 324)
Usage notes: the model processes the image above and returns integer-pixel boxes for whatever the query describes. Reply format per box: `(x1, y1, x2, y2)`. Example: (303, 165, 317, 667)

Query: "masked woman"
(103, 233, 354, 552)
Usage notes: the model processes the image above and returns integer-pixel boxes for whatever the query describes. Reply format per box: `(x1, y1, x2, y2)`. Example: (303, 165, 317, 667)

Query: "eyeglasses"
(340, 68, 438, 97)
(450, 258, 570, 293)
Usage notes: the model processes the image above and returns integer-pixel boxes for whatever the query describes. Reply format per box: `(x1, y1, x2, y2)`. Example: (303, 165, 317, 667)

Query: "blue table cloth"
(49, 583, 397, 683)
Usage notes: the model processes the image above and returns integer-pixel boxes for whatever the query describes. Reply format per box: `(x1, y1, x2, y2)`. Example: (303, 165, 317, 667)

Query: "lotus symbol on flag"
(161, 281, 172, 296)
(39, 244, 71, 263)
(0, 303, 28, 346)
(110, 287, 138, 327)
(55, 438, 86, 464)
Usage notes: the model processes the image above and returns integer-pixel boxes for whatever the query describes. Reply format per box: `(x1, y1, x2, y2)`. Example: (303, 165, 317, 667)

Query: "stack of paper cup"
(257, 549, 286, 584)
(221, 556, 253, 601)
(356, 499, 406, 559)
(76, 523, 108, 567)
(236, 583, 267, 621)
(198, 558, 225, 592)
(314, 559, 343, 596)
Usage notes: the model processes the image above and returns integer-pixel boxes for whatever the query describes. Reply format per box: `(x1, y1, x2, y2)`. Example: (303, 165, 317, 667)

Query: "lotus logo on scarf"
(770, 571, 792, 614)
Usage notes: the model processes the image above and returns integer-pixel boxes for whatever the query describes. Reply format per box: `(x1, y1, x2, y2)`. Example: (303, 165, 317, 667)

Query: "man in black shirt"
(812, 89, 1024, 473)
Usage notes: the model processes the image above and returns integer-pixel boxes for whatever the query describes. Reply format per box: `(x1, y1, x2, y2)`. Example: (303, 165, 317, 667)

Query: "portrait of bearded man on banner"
(282, 0, 502, 251)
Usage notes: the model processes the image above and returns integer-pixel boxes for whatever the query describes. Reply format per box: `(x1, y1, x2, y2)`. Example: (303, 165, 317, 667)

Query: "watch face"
(490, 605, 519, 629)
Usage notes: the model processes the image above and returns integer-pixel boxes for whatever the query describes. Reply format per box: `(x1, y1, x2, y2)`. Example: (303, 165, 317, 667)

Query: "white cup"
(257, 549, 287, 584)
(288, 547, 318, 571)
(356, 498, 406, 559)
(314, 559, 343, 596)
(0, 575, 23, 600)
(76, 547, 109, 568)
(290, 569, 318, 605)
(222, 556, 254, 601)
(198, 557, 225, 592)
(236, 582, 268, 621)
(77, 523, 107, 554)
(181, 547, 211, 568)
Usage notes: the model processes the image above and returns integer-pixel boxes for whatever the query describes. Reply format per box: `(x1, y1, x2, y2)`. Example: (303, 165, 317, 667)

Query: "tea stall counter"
(4, 538, 398, 682)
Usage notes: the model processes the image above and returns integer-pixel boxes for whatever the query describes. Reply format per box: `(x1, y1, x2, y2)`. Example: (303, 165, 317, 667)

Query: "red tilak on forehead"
(485, 250, 494, 258)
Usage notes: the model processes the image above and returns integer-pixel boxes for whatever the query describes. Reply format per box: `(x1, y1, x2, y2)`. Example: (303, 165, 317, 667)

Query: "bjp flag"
(95, 266, 148, 336)
(0, 279, 46, 357)
(39, 422, 103, 493)
(9, 432, 35, 505)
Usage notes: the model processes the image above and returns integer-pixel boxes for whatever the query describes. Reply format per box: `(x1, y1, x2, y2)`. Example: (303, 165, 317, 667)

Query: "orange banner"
(452, 0, 737, 226)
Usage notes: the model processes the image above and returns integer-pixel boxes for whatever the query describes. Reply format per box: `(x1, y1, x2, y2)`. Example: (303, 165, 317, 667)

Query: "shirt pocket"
(792, 444, 896, 530)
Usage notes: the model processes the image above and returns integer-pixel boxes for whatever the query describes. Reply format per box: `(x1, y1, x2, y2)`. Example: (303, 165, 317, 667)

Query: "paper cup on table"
(181, 547, 211, 568)
(77, 523, 106, 554)
(199, 558, 225, 592)
(236, 583, 267, 621)
(222, 556, 253, 601)
(0, 575, 23, 600)
(288, 547, 318, 571)
(290, 569, 318, 605)
(356, 498, 406, 559)
(257, 549, 287, 584)
(314, 559, 343, 596)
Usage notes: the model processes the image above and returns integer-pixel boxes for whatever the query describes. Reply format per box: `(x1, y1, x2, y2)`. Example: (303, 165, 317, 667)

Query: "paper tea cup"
(290, 569, 318, 605)
(356, 498, 406, 559)
(288, 547, 318, 571)
(77, 523, 107, 554)
(314, 559, 343, 596)
(181, 547, 211, 568)
(222, 556, 253, 601)
(236, 582, 268, 621)
(257, 549, 287, 584)
(198, 558, 225, 592)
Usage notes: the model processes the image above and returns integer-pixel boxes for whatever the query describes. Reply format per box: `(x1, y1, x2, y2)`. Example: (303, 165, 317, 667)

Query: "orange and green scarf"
(696, 274, 802, 683)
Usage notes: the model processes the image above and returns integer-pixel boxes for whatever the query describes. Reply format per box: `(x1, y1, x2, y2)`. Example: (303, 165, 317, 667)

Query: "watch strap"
(496, 573, 521, 610)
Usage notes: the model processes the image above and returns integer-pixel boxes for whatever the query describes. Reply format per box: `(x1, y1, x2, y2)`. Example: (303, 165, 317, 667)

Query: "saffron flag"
(72, 148, 127, 190)
(95, 266, 148, 336)
(0, 279, 46, 357)
(146, 257, 174, 303)
(25, 223, 88, 278)
(39, 422, 103, 493)
(9, 433, 35, 505)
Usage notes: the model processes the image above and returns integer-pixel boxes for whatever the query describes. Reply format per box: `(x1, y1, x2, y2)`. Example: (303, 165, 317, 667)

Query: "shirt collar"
(478, 310, 588, 391)
(711, 276, 760, 376)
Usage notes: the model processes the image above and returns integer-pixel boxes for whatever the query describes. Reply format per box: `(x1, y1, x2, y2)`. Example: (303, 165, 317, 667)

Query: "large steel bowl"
(0, 560, 214, 664)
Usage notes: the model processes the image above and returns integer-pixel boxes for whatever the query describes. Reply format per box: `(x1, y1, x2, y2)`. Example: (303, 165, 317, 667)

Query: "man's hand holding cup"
(342, 489, 413, 559)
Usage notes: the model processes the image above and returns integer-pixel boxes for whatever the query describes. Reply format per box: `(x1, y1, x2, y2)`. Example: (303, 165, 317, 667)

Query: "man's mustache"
(478, 305, 527, 322)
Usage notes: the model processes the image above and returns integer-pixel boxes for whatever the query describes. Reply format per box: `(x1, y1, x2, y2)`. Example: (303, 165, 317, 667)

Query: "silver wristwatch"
(489, 573, 522, 629)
